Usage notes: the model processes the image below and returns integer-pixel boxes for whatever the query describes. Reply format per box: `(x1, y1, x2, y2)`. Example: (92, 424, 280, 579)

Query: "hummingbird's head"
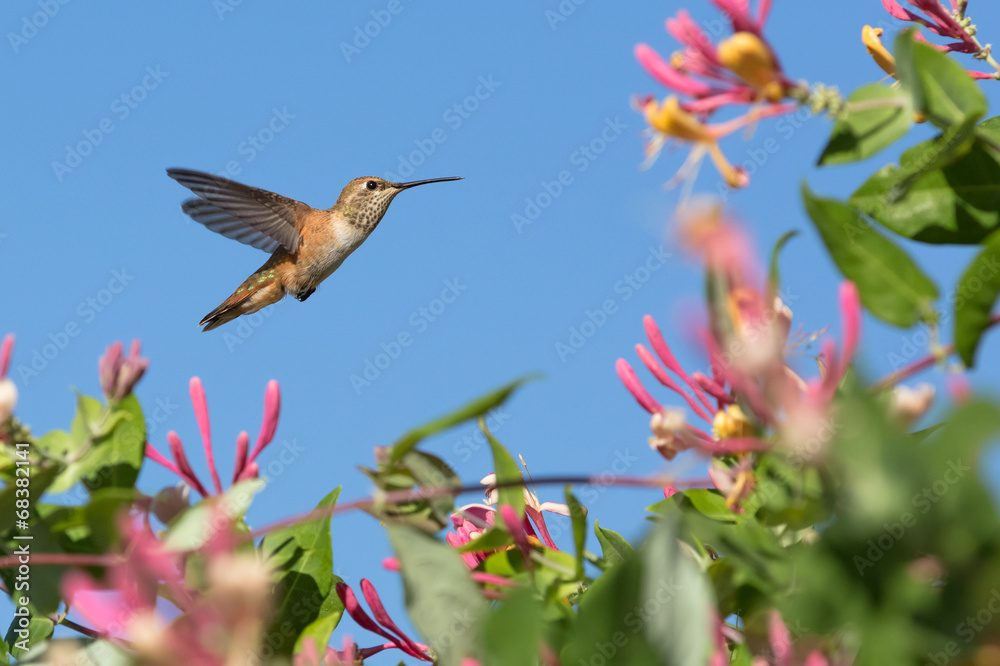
(334, 176, 463, 232)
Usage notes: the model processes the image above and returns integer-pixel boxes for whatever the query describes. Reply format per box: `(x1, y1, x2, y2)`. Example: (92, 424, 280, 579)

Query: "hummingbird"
(166, 168, 462, 331)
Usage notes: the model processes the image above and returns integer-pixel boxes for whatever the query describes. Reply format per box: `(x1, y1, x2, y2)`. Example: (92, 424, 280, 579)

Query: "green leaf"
(850, 124, 1000, 244)
(4, 615, 53, 660)
(80, 394, 145, 492)
(401, 450, 461, 531)
(482, 417, 525, 517)
(594, 521, 633, 568)
(641, 515, 715, 666)
(0, 463, 60, 534)
(802, 184, 938, 327)
(260, 487, 342, 658)
(292, 586, 346, 660)
(481, 587, 543, 666)
(954, 231, 1000, 366)
(683, 489, 738, 523)
(163, 478, 266, 551)
(561, 541, 661, 665)
(388, 525, 488, 666)
(565, 487, 587, 579)
(768, 230, 799, 292)
(389, 376, 536, 463)
(818, 84, 913, 165)
(894, 30, 987, 130)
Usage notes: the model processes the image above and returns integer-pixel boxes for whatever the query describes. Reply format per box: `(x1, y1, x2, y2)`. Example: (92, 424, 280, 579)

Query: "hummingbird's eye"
(365, 180, 378, 191)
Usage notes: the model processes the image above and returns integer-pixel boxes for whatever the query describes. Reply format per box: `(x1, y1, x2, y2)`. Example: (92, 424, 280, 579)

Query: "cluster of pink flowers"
(145, 376, 280, 500)
(63, 514, 274, 666)
(616, 208, 863, 508)
(98, 340, 149, 403)
(634, 0, 801, 188)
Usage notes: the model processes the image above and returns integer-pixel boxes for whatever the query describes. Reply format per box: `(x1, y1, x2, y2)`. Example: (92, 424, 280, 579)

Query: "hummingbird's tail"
(200, 264, 285, 332)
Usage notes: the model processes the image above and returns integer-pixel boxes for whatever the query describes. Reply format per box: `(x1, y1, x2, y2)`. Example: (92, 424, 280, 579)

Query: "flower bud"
(0, 378, 17, 424)
(649, 409, 691, 460)
(890, 383, 935, 426)
(151, 483, 190, 524)
(718, 32, 779, 89)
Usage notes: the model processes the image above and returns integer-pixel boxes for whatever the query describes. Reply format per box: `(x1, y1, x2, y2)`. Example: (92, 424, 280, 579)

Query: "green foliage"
(802, 184, 938, 327)
(818, 84, 913, 165)
(849, 119, 1000, 245)
(954, 231, 1000, 366)
(259, 488, 343, 658)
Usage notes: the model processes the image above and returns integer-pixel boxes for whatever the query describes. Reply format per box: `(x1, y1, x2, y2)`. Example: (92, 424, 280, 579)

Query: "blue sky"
(3, 0, 1000, 661)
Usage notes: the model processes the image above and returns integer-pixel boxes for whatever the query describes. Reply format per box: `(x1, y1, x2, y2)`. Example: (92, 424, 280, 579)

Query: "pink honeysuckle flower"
(881, 0, 977, 50)
(335, 579, 433, 662)
(145, 377, 281, 499)
(872, 0, 999, 79)
(0, 334, 17, 425)
(64, 520, 274, 665)
(634, 2, 802, 188)
(98, 340, 149, 403)
(616, 315, 770, 462)
(480, 473, 575, 550)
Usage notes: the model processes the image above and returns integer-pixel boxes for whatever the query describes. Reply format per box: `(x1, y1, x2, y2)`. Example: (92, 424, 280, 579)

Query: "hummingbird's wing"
(167, 168, 306, 254)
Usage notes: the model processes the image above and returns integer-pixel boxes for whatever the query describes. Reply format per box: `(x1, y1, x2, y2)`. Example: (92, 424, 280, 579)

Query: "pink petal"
(804, 651, 829, 666)
(836, 281, 861, 377)
(636, 344, 714, 424)
(189, 377, 222, 495)
(616, 358, 662, 414)
(769, 610, 792, 666)
(243, 380, 281, 478)
(232, 431, 249, 484)
(62, 572, 131, 637)
(644, 316, 715, 413)
(0, 334, 13, 380)
(635, 43, 714, 96)
(145, 442, 183, 478)
(471, 572, 519, 587)
(359, 579, 431, 660)
(167, 431, 209, 498)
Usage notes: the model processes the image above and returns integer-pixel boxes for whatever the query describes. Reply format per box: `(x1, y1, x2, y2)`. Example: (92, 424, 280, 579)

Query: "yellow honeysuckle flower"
(717, 32, 784, 102)
(640, 96, 748, 188)
(862, 25, 896, 78)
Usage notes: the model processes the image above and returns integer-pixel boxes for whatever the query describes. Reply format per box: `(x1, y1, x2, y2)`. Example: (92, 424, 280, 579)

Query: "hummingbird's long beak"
(392, 176, 463, 190)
